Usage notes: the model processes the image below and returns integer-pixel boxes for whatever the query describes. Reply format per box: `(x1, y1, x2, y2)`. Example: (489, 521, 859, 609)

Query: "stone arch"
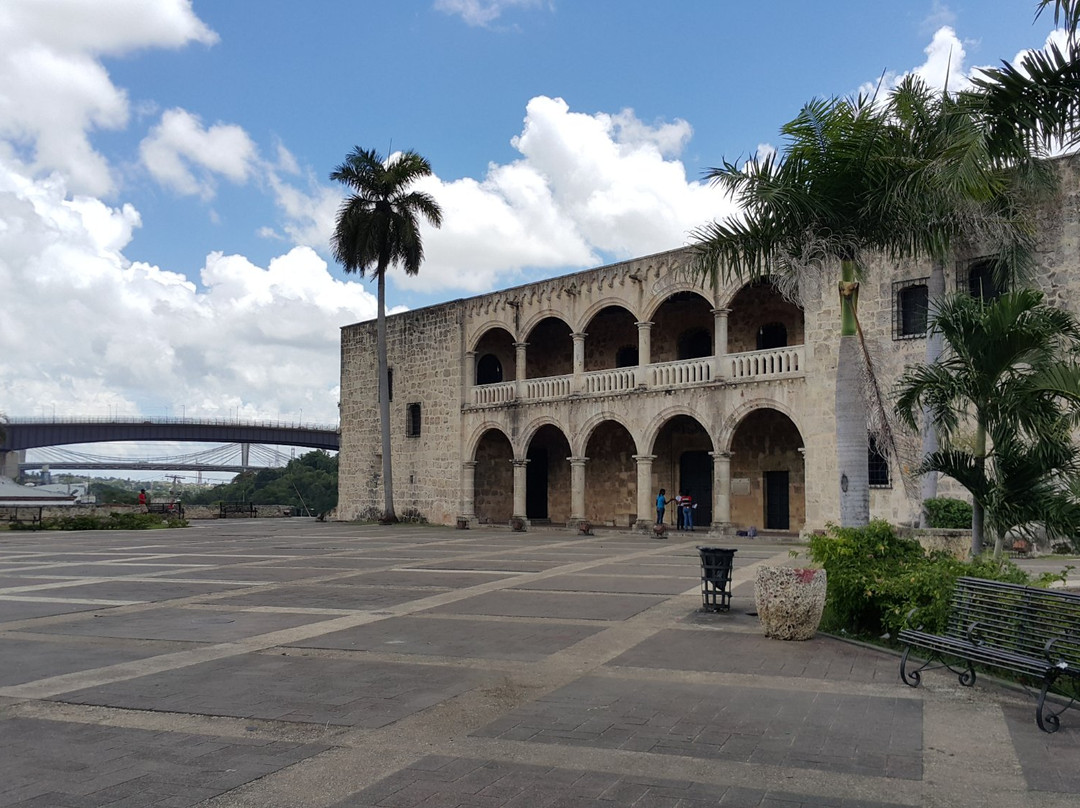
(468, 321, 517, 352)
(718, 398, 804, 454)
(641, 405, 714, 457)
(724, 404, 806, 532)
(465, 421, 513, 461)
(578, 297, 640, 331)
(577, 411, 642, 457)
(472, 425, 515, 525)
(523, 421, 573, 523)
(519, 415, 570, 459)
(649, 410, 716, 528)
(581, 417, 639, 527)
(520, 308, 573, 339)
(641, 286, 712, 322)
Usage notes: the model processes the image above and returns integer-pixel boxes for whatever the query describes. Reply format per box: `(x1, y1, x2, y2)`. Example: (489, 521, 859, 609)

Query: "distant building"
(337, 156, 1080, 533)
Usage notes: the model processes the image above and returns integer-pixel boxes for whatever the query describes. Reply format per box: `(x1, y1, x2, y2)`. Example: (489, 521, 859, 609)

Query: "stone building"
(337, 156, 1080, 534)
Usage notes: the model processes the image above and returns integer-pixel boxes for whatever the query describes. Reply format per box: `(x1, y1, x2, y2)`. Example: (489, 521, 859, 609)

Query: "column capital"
(513, 341, 529, 350)
(511, 458, 531, 467)
(571, 331, 588, 340)
(465, 349, 478, 357)
(708, 450, 732, 460)
(632, 454, 657, 463)
(567, 456, 589, 465)
(711, 307, 731, 317)
(463, 460, 479, 469)
(635, 320, 654, 330)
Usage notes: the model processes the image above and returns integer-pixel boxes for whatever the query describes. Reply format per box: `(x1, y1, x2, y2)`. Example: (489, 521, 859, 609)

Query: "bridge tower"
(1, 450, 23, 479)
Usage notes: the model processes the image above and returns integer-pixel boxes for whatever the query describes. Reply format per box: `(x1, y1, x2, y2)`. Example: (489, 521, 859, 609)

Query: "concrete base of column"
(509, 516, 530, 531)
(708, 522, 734, 537)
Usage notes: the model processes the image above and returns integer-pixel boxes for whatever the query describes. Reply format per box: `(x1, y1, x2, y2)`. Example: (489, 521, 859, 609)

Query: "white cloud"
(433, 0, 548, 27)
(140, 108, 258, 198)
(0, 0, 215, 196)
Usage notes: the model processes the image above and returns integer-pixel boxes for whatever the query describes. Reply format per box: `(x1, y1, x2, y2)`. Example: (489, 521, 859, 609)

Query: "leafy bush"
(11, 512, 187, 531)
(923, 497, 973, 529)
(808, 520, 1027, 640)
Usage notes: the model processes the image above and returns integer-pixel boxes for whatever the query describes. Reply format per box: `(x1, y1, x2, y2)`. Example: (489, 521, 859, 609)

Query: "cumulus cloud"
(139, 108, 259, 198)
(0, 0, 215, 196)
(434, 0, 549, 27)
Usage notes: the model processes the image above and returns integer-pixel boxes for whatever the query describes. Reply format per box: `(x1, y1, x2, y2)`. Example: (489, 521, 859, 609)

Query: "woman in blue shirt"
(656, 489, 668, 525)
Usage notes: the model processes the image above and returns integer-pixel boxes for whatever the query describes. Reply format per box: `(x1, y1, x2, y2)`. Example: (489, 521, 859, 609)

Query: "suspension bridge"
(19, 443, 299, 474)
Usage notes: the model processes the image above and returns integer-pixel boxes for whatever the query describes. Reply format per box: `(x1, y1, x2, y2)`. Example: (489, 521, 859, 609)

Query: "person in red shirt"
(137, 489, 148, 509)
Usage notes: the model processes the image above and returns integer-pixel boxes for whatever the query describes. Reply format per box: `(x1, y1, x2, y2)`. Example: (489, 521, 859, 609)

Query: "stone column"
(568, 456, 588, 522)
(459, 460, 478, 527)
(514, 342, 528, 399)
(633, 454, 656, 531)
(710, 450, 732, 532)
(571, 332, 587, 394)
(511, 458, 530, 525)
(463, 350, 477, 405)
(635, 321, 653, 387)
(712, 307, 730, 380)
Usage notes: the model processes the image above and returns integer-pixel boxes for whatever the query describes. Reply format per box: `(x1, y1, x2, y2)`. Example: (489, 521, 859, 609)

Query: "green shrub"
(923, 497, 973, 529)
(808, 520, 1027, 640)
(11, 512, 187, 531)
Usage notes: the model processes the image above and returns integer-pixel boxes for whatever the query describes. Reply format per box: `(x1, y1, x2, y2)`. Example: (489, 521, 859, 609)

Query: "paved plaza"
(0, 520, 1076, 807)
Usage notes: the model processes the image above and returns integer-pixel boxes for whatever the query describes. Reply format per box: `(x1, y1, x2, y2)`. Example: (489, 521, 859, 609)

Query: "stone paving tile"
(473, 676, 923, 780)
(154, 564, 350, 582)
(11, 580, 244, 603)
(608, 630, 901, 683)
(3, 564, 197, 577)
(203, 584, 423, 610)
(0, 578, 59, 589)
(329, 756, 913, 808)
(52, 654, 489, 727)
(1001, 702, 1080, 793)
(0, 600, 103, 622)
(334, 569, 521, 589)
(0, 716, 325, 808)
(286, 615, 603, 661)
(0, 637, 170, 686)
(31, 607, 329, 642)
(420, 590, 665, 621)
(584, 562, 699, 578)
(510, 573, 695, 596)
(415, 559, 566, 573)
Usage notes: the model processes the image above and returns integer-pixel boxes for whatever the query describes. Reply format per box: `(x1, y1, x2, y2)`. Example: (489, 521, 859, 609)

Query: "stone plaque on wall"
(731, 477, 751, 496)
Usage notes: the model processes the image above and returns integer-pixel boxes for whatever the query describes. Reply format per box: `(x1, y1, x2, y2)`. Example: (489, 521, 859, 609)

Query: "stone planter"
(754, 566, 827, 641)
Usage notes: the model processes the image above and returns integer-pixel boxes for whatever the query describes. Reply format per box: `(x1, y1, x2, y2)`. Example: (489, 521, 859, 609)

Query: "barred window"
(406, 403, 421, 437)
(868, 435, 890, 487)
(962, 259, 1004, 302)
(893, 279, 929, 339)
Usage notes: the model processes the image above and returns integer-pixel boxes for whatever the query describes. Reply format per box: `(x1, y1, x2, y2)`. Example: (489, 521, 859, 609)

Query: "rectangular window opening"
(406, 403, 421, 437)
(893, 278, 929, 340)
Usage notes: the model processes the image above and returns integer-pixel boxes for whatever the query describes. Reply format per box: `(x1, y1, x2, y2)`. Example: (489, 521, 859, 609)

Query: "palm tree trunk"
(971, 422, 986, 556)
(837, 260, 869, 526)
(919, 261, 946, 526)
(376, 268, 396, 522)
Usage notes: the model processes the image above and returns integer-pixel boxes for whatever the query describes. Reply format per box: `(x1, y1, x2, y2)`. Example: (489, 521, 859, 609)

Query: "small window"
(893, 280, 929, 339)
(476, 354, 503, 385)
(963, 259, 1004, 302)
(756, 322, 787, 350)
(868, 436, 890, 488)
(406, 403, 421, 437)
(386, 368, 393, 402)
(615, 345, 639, 367)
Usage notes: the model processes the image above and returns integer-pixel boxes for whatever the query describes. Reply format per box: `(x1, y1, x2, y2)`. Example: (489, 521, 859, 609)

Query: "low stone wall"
(900, 527, 970, 559)
(26, 504, 300, 520)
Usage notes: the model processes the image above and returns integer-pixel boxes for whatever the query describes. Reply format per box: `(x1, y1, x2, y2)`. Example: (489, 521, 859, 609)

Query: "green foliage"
(183, 450, 338, 517)
(12, 512, 187, 531)
(923, 497, 973, 529)
(809, 521, 1030, 640)
(88, 481, 139, 505)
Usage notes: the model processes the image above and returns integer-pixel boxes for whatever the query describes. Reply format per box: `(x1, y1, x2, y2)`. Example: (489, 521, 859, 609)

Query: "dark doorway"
(679, 451, 713, 526)
(476, 354, 503, 384)
(526, 447, 549, 520)
(764, 470, 790, 530)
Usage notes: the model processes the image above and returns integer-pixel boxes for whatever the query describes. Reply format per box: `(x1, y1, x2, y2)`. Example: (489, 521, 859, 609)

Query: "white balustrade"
(728, 346, 804, 381)
(649, 358, 713, 387)
(524, 375, 572, 400)
(583, 368, 636, 394)
(471, 382, 516, 406)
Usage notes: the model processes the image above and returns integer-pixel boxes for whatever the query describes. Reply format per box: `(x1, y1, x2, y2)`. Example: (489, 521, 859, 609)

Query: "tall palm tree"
(330, 147, 443, 523)
(896, 290, 1080, 555)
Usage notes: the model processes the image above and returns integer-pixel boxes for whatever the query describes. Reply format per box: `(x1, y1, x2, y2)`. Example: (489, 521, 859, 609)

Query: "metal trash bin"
(697, 546, 737, 612)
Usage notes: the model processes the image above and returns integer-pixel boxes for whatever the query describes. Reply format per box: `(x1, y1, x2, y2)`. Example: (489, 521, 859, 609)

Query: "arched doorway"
(525, 318, 573, 378)
(583, 306, 638, 371)
(652, 414, 713, 527)
(525, 424, 571, 523)
(473, 327, 515, 385)
(473, 429, 514, 524)
(583, 420, 637, 528)
(727, 280, 804, 354)
(650, 292, 713, 363)
(728, 408, 805, 531)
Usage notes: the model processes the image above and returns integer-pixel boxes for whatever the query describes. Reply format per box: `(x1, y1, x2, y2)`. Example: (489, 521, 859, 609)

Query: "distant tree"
(330, 148, 443, 523)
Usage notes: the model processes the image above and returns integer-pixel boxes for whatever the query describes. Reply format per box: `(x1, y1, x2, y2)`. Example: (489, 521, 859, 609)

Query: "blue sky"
(0, 0, 1068, 441)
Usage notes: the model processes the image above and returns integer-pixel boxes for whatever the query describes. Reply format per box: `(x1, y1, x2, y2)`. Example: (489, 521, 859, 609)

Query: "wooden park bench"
(899, 576, 1080, 732)
(219, 502, 256, 518)
(147, 502, 184, 519)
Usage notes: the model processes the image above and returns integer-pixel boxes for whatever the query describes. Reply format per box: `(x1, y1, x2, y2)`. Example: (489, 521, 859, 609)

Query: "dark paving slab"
(1002, 702, 1080, 792)
(334, 569, 521, 588)
(0, 600, 104, 622)
(53, 655, 488, 727)
(421, 590, 666, 621)
(156, 564, 350, 582)
(610, 629, 902, 683)
(205, 584, 422, 610)
(0, 716, 325, 808)
(331, 755, 913, 808)
(474, 675, 923, 780)
(14, 579, 246, 603)
(4, 563, 197, 577)
(0, 578, 60, 589)
(260, 557, 403, 569)
(510, 573, 694, 595)
(286, 615, 603, 661)
(0, 637, 168, 686)
(31, 607, 328, 642)
(586, 562, 700, 578)
(415, 559, 566, 572)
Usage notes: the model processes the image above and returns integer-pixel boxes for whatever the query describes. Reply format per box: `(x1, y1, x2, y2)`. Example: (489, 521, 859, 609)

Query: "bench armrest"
(965, 621, 986, 646)
(1044, 634, 1079, 669)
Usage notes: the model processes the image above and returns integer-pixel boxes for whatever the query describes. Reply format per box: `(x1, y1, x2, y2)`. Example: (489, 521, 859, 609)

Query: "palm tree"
(330, 147, 443, 523)
(895, 290, 1080, 555)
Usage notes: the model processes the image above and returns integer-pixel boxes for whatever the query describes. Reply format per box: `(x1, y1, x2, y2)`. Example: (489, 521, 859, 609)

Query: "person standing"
(137, 488, 148, 510)
(674, 491, 685, 529)
(655, 488, 668, 526)
(682, 490, 694, 531)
